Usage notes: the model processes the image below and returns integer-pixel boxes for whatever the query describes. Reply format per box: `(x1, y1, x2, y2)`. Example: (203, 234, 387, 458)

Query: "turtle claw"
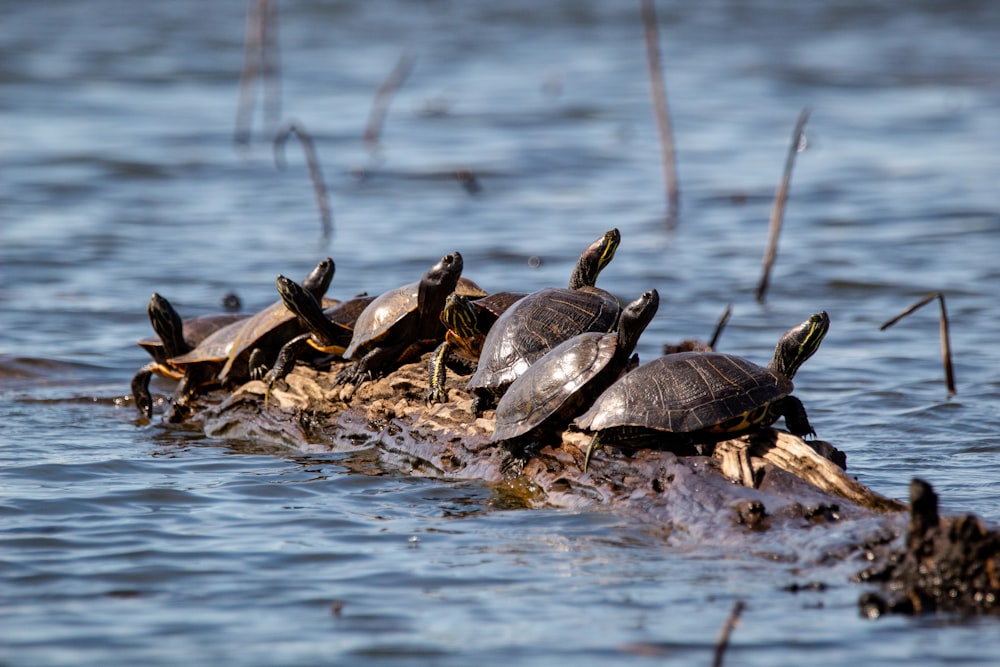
(334, 364, 364, 387)
(262, 369, 282, 409)
(248, 348, 268, 382)
(354, 370, 372, 389)
(426, 388, 447, 405)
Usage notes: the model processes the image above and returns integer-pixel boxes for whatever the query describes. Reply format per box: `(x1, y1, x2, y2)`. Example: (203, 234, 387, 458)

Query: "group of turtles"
(132, 229, 830, 468)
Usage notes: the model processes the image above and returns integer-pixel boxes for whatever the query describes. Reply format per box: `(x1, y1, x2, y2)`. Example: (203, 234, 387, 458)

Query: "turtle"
(130, 292, 248, 418)
(215, 257, 336, 385)
(335, 252, 464, 386)
(466, 228, 622, 416)
(164, 257, 336, 421)
(261, 274, 377, 390)
(426, 290, 526, 404)
(491, 289, 659, 450)
(575, 311, 831, 470)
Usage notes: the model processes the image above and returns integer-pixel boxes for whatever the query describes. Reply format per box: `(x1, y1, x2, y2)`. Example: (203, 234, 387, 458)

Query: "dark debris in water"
(857, 478, 1000, 617)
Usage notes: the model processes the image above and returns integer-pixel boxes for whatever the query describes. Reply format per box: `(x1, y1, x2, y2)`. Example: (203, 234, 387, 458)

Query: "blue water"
(4, 1, 1000, 664)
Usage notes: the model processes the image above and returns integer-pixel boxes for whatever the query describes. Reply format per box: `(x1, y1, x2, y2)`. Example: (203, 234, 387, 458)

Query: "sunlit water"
(3, 1, 1000, 664)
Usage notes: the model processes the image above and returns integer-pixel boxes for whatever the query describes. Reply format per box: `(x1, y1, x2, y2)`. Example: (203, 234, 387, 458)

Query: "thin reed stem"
(274, 120, 333, 241)
(641, 0, 680, 228)
(756, 107, 810, 303)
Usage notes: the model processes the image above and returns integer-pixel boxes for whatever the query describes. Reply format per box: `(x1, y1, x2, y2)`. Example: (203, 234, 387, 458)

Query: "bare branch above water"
(880, 292, 957, 395)
(640, 0, 680, 228)
(274, 120, 333, 241)
(364, 52, 418, 155)
(756, 107, 810, 303)
(234, 0, 282, 147)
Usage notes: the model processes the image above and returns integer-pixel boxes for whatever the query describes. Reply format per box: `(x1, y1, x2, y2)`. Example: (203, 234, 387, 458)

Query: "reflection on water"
(3, 1, 1000, 665)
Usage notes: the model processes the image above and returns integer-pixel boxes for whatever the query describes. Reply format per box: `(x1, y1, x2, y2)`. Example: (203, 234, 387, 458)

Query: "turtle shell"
(467, 285, 620, 394)
(343, 274, 482, 361)
(471, 291, 526, 324)
(169, 317, 257, 368)
(342, 281, 419, 360)
(491, 330, 618, 442)
(455, 276, 488, 299)
(173, 298, 337, 376)
(575, 352, 792, 436)
(138, 313, 248, 365)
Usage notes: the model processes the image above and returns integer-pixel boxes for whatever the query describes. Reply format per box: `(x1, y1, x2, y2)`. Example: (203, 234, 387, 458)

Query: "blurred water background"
(3, 1, 1000, 664)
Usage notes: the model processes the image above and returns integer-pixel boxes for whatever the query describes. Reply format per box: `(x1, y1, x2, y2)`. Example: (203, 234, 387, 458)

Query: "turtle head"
(148, 292, 191, 358)
(568, 228, 620, 290)
(419, 252, 464, 317)
(768, 311, 830, 380)
(441, 293, 479, 338)
(276, 274, 325, 330)
(301, 257, 335, 299)
(617, 289, 660, 358)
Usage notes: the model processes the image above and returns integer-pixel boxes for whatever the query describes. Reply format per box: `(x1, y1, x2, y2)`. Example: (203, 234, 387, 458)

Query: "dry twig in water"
(712, 599, 746, 667)
(756, 107, 810, 303)
(707, 303, 733, 350)
(364, 53, 418, 155)
(880, 292, 956, 395)
(234, 0, 282, 146)
(640, 0, 680, 228)
(274, 120, 333, 240)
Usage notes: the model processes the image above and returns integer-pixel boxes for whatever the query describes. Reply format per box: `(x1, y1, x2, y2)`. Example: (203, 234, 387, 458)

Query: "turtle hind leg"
(266, 334, 312, 387)
(776, 395, 815, 438)
(426, 341, 451, 404)
(427, 342, 478, 404)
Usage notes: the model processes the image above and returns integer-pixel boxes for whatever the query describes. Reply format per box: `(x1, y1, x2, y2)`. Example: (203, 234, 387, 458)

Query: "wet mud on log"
(190, 358, 901, 547)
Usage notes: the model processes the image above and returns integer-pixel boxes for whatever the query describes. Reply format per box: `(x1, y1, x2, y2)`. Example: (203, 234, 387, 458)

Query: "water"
(3, 1, 1000, 664)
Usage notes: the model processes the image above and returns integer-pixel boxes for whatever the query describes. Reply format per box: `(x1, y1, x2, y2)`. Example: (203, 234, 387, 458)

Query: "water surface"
(3, 1, 1000, 664)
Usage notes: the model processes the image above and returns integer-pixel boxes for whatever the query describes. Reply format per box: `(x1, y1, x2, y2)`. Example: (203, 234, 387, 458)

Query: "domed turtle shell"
(575, 352, 791, 436)
(342, 254, 469, 361)
(467, 229, 622, 412)
(491, 289, 658, 443)
(168, 316, 254, 370)
(575, 311, 830, 442)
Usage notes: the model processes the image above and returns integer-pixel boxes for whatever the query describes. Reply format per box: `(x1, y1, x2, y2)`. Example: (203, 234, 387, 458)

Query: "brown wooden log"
(184, 355, 903, 543)
(170, 355, 1000, 614)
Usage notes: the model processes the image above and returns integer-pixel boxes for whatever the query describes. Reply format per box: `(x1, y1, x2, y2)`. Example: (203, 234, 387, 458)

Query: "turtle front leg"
(131, 363, 156, 419)
(265, 334, 312, 389)
(776, 395, 815, 438)
(335, 343, 405, 387)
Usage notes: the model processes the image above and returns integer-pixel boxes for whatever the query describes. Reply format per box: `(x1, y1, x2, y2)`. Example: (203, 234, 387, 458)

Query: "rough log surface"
(185, 358, 898, 547)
